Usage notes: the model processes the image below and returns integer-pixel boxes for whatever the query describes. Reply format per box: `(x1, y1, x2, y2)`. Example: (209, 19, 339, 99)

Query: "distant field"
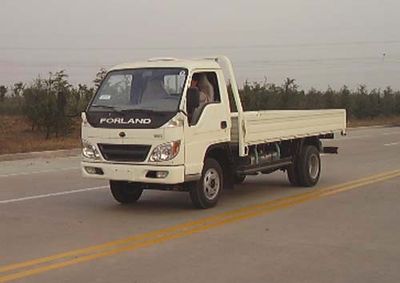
(347, 116, 400, 128)
(0, 115, 399, 155)
(0, 115, 80, 155)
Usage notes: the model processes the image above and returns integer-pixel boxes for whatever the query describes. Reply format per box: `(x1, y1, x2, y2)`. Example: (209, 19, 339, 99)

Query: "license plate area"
(111, 167, 135, 180)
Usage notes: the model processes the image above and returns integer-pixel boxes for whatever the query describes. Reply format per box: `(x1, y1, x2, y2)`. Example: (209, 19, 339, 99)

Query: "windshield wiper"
(119, 108, 169, 116)
(91, 105, 126, 113)
(91, 105, 119, 110)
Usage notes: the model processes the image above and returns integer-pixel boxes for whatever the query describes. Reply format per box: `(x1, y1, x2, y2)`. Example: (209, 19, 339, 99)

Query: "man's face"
(191, 79, 198, 88)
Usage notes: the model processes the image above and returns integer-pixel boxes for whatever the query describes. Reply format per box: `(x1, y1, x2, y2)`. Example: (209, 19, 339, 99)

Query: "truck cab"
(81, 56, 346, 208)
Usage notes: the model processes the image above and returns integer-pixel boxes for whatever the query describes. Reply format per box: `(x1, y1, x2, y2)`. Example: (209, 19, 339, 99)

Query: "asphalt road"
(0, 126, 399, 283)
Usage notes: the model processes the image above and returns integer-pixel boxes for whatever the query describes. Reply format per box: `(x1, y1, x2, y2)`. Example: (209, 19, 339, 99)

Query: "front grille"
(98, 144, 151, 162)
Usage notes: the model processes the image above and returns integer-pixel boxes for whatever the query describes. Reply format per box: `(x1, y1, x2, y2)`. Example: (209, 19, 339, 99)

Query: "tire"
(189, 158, 223, 209)
(234, 174, 246, 184)
(109, 181, 143, 204)
(287, 164, 301, 186)
(296, 145, 321, 187)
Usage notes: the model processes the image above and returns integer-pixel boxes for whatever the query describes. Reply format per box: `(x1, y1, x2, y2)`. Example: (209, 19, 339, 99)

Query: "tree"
(12, 82, 25, 97)
(281, 78, 298, 108)
(93, 68, 107, 88)
(23, 78, 51, 133)
(69, 84, 95, 114)
(382, 87, 395, 116)
(323, 87, 336, 109)
(337, 86, 352, 119)
(48, 70, 72, 137)
(22, 71, 74, 138)
(77, 84, 94, 111)
(352, 85, 369, 118)
(394, 91, 400, 115)
(305, 88, 323, 109)
(0, 85, 7, 102)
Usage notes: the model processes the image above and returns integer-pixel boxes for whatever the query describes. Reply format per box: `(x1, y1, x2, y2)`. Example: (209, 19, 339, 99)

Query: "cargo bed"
(231, 109, 346, 146)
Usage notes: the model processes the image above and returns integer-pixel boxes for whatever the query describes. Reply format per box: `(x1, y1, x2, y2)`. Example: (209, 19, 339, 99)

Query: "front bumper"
(81, 161, 185, 184)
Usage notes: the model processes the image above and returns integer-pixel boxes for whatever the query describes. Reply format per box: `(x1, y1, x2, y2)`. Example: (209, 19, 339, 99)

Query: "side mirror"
(186, 88, 200, 115)
(81, 112, 87, 122)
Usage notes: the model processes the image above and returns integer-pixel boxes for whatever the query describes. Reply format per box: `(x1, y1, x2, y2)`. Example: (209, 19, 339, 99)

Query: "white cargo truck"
(81, 56, 346, 208)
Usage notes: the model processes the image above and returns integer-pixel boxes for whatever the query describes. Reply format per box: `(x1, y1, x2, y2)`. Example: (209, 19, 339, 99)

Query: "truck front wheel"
(189, 158, 223, 209)
(110, 181, 143, 204)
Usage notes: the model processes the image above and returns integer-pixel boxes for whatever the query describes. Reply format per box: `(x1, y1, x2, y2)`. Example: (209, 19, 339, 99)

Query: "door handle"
(220, 121, 227, 129)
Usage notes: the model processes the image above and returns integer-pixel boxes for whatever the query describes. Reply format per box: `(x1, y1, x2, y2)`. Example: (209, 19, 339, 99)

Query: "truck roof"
(109, 57, 221, 71)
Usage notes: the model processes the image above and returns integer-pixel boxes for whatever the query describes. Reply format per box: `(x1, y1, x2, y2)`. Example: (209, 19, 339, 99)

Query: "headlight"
(82, 140, 101, 160)
(149, 140, 181, 162)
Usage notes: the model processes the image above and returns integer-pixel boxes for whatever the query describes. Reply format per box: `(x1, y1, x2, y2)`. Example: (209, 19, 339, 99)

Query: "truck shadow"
(103, 173, 304, 213)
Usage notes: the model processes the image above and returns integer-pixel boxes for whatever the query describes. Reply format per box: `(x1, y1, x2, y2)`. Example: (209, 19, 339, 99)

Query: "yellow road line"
(1, 169, 399, 282)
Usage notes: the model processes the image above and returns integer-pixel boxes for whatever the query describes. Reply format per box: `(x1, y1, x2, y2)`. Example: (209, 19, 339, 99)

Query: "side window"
(188, 72, 221, 126)
(204, 72, 220, 103)
(190, 72, 220, 103)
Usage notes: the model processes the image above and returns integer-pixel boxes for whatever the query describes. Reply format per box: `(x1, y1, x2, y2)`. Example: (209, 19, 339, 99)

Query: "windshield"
(89, 68, 187, 112)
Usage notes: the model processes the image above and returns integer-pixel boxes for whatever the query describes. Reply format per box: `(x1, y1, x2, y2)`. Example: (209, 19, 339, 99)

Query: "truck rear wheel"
(110, 181, 143, 204)
(189, 158, 223, 209)
(287, 164, 301, 186)
(289, 145, 321, 187)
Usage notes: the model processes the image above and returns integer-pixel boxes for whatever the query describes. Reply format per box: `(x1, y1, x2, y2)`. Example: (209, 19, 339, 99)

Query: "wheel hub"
(308, 154, 320, 180)
(203, 168, 220, 200)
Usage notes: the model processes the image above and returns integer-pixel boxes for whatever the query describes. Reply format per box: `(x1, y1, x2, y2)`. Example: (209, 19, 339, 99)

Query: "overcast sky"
(0, 0, 399, 90)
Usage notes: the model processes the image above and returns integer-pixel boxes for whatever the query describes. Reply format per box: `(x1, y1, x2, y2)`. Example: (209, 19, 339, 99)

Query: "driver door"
(184, 70, 231, 176)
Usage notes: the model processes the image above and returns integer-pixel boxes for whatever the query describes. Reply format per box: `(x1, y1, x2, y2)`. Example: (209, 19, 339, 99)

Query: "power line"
(1, 56, 398, 69)
(0, 40, 399, 51)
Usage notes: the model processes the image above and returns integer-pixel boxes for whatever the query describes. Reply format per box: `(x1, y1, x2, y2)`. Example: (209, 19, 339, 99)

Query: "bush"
(240, 79, 400, 120)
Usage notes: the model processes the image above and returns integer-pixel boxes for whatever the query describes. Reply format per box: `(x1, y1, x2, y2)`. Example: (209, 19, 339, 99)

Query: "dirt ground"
(0, 115, 80, 155)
